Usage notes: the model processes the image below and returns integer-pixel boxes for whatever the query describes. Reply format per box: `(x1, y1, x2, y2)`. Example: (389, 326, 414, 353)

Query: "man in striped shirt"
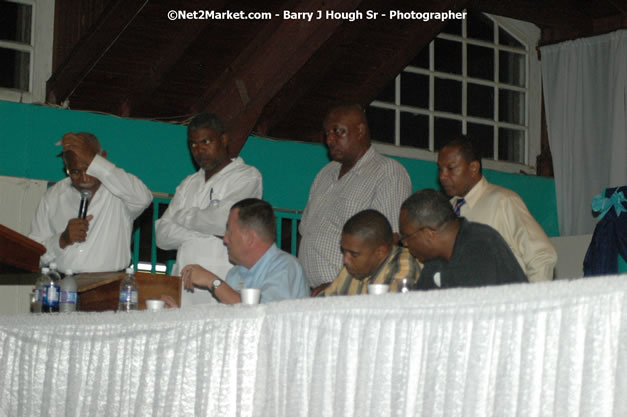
(317, 209, 420, 296)
(299, 104, 412, 291)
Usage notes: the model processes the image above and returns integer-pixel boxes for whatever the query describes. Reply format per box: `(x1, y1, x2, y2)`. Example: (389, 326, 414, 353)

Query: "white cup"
(145, 299, 165, 311)
(241, 288, 261, 305)
(368, 284, 389, 295)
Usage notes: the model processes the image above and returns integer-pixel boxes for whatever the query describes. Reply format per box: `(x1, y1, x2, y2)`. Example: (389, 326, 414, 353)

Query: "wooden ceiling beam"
(122, 3, 225, 116)
(46, 0, 149, 105)
(191, 0, 364, 156)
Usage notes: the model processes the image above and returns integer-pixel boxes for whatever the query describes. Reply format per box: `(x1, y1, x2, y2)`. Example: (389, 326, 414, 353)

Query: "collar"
(363, 245, 401, 283)
(199, 157, 242, 180)
(333, 145, 376, 178)
(244, 243, 279, 275)
(452, 176, 488, 210)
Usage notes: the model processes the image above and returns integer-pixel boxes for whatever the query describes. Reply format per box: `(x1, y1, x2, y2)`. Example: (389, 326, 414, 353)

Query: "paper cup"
(146, 299, 165, 311)
(241, 288, 261, 305)
(368, 284, 389, 295)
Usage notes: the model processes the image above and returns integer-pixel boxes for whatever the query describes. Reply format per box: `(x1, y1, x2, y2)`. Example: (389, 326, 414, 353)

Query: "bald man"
(299, 104, 412, 290)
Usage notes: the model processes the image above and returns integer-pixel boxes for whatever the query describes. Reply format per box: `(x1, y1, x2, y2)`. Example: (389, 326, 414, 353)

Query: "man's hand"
(180, 264, 217, 291)
(161, 295, 179, 308)
(58, 133, 98, 165)
(59, 215, 93, 249)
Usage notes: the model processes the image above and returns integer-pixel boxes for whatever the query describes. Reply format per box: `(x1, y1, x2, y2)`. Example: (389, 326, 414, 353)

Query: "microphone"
(78, 190, 92, 219)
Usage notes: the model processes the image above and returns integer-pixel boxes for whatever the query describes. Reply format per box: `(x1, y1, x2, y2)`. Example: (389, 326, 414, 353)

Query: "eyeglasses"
(324, 126, 348, 138)
(398, 226, 435, 243)
(65, 168, 87, 178)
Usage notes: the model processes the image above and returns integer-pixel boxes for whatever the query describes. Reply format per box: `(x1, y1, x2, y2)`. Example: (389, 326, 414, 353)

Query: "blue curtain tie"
(592, 190, 626, 220)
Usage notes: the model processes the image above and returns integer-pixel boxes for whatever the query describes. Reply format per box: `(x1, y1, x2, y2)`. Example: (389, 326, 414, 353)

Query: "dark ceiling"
(48, 0, 627, 155)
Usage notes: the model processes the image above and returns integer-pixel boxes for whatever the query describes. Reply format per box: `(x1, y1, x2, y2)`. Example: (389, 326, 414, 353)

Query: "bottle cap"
(125, 267, 134, 275)
(41, 267, 50, 274)
(65, 269, 73, 276)
(50, 262, 58, 270)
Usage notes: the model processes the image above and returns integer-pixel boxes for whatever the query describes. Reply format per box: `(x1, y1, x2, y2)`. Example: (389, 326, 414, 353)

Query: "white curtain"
(540, 30, 627, 236)
(1, 276, 627, 417)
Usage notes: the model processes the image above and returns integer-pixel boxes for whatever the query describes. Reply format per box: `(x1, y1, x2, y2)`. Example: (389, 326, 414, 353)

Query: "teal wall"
(1, 100, 559, 236)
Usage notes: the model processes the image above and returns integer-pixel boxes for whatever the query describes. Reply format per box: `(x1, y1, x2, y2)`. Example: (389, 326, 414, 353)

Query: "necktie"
(454, 198, 466, 216)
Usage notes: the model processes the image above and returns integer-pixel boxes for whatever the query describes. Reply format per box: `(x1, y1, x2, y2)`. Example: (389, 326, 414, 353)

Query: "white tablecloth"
(1, 275, 626, 417)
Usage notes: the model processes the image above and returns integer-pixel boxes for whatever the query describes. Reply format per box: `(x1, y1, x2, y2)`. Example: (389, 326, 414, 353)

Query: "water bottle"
(59, 269, 78, 312)
(42, 263, 61, 313)
(118, 267, 138, 311)
(32, 267, 47, 313)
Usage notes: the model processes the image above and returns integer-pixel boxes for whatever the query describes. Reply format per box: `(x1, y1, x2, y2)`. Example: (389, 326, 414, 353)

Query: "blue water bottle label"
(43, 285, 60, 307)
(119, 289, 138, 304)
(60, 291, 77, 304)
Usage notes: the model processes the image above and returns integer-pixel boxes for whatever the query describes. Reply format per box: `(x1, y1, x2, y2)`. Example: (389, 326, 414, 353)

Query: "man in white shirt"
(29, 132, 153, 273)
(299, 104, 412, 291)
(155, 113, 262, 305)
(437, 135, 557, 282)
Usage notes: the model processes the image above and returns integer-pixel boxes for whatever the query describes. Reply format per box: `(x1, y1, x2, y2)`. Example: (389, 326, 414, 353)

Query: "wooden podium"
(76, 271, 181, 312)
(0, 224, 46, 273)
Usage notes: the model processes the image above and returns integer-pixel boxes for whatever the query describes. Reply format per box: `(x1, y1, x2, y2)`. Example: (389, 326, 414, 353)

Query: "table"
(1, 275, 626, 417)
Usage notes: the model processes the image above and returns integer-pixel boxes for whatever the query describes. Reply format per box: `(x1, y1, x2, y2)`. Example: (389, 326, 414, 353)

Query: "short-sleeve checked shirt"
(298, 146, 412, 287)
(321, 246, 421, 296)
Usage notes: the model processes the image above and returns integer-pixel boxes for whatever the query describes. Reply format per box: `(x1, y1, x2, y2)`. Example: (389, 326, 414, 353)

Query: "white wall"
(0, 175, 48, 314)
(551, 234, 593, 280)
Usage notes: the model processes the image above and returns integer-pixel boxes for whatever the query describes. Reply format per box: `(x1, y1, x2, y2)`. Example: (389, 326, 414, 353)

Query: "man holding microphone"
(29, 132, 152, 272)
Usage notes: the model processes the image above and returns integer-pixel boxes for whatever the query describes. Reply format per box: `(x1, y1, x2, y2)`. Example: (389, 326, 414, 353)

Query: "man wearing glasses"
(399, 189, 527, 289)
(299, 104, 412, 294)
(30, 132, 152, 272)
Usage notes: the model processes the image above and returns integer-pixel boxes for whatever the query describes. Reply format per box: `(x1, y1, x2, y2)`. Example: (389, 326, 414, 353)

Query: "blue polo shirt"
(225, 244, 310, 303)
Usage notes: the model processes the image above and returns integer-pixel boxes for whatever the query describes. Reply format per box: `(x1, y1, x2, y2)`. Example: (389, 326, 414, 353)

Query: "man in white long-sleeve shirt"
(29, 132, 153, 273)
(155, 113, 262, 305)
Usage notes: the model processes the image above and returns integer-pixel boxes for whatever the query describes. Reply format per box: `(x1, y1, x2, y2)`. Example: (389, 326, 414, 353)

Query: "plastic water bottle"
(118, 267, 138, 311)
(42, 263, 61, 313)
(59, 269, 78, 312)
(32, 267, 48, 313)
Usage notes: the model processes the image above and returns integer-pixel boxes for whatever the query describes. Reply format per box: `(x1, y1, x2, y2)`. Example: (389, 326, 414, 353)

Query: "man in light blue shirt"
(180, 198, 309, 304)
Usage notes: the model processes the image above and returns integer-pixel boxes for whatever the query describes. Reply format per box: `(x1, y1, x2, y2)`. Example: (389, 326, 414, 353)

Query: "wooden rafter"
(191, 0, 364, 156)
(46, 0, 149, 105)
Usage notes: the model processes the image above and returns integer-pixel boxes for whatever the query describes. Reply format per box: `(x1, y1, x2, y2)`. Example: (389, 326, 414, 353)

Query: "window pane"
(400, 112, 428, 149)
(0, 1, 32, 44)
(366, 106, 395, 144)
(499, 28, 523, 48)
(467, 12, 493, 43)
(498, 128, 525, 163)
(434, 117, 461, 151)
(467, 83, 494, 119)
(401, 72, 428, 108)
(499, 51, 525, 87)
(499, 89, 525, 125)
(441, 19, 462, 35)
(467, 44, 494, 81)
(434, 78, 461, 114)
(409, 46, 429, 69)
(467, 123, 494, 160)
(374, 77, 396, 103)
(0, 47, 30, 90)
(434, 38, 461, 75)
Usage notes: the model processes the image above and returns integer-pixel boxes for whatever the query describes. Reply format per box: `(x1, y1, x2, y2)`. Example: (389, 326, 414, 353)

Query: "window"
(368, 12, 541, 173)
(0, 0, 54, 103)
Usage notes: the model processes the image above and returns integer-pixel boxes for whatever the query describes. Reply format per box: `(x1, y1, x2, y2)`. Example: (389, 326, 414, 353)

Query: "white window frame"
(0, 0, 55, 103)
(371, 13, 541, 175)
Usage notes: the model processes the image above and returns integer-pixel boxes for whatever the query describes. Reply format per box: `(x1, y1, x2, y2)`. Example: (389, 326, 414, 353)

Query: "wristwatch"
(210, 278, 222, 293)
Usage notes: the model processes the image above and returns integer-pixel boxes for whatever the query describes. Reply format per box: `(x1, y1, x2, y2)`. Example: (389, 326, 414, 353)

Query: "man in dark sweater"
(399, 189, 528, 289)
